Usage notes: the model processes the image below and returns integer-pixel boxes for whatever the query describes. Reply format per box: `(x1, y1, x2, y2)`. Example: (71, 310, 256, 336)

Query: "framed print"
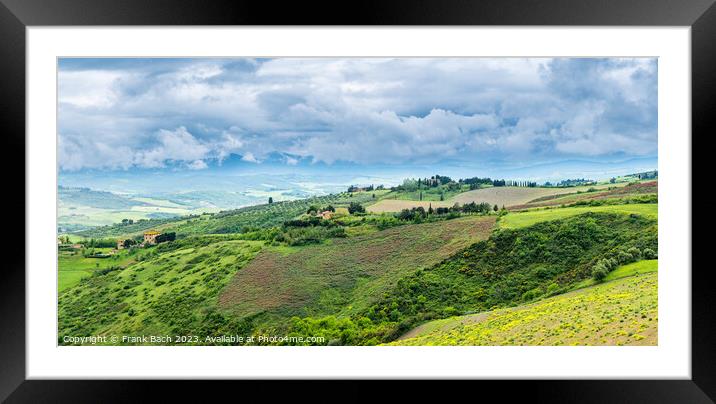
(2, 0, 713, 401)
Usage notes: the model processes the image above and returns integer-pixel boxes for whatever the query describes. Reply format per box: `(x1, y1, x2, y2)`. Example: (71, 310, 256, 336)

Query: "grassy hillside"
(58, 239, 262, 343)
(570, 259, 657, 290)
(219, 216, 497, 320)
(276, 210, 657, 344)
(59, 215, 497, 344)
(498, 203, 657, 229)
(606, 259, 657, 280)
(58, 184, 658, 346)
(391, 270, 657, 346)
(58, 248, 137, 291)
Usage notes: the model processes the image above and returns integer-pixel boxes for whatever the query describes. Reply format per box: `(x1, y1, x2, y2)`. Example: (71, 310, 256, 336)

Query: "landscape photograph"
(57, 57, 658, 346)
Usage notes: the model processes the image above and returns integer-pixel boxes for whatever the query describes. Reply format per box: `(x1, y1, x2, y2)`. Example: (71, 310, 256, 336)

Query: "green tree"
(348, 202, 365, 214)
(268, 197, 273, 204)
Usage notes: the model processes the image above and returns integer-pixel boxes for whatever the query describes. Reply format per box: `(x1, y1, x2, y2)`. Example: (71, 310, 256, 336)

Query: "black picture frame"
(1, 0, 712, 401)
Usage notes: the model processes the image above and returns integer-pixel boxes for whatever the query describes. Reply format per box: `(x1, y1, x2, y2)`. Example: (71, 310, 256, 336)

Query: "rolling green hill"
(273, 210, 657, 344)
(390, 267, 657, 346)
(498, 203, 657, 229)
(59, 239, 263, 342)
(58, 215, 497, 344)
(219, 216, 496, 320)
(58, 248, 137, 291)
(58, 180, 659, 346)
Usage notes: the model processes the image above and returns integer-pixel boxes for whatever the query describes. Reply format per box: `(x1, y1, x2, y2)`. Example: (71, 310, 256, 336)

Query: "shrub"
(522, 287, 542, 301)
(546, 283, 561, 295)
(592, 263, 609, 282)
(442, 307, 460, 317)
(626, 247, 642, 260)
(642, 248, 657, 259)
(617, 250, 633, 264)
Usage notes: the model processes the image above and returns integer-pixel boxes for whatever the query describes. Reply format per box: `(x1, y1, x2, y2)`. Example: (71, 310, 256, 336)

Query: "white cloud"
(241, 152, 259, 163)
(58, 57, 657, 171)
(133, 127, 210, 168)
(59, 70, 124, 108)
(187, 159, 209, 170)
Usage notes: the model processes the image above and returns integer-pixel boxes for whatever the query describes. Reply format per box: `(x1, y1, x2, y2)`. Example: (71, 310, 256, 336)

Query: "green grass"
(499, 203, 657, 229)
(58, 239, 263, 343)
(58, 248, 136, 291)
(607, 259, 658, 280)
(571, 260, 658, 290)
(390, 271, 657, 346)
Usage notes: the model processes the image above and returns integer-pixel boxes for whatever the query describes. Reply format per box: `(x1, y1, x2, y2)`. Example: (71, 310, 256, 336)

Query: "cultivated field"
(509, 181, 658, 210)
(391, 268, 657, 346)
(218, 216, 497, 318)
(367, 199, 453, 213)
(367, 183, 636, 213)
(451, 183, 630, 208)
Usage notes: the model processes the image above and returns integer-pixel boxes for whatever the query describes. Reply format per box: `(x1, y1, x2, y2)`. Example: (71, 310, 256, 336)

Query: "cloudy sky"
(58, 57, 657, 183)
